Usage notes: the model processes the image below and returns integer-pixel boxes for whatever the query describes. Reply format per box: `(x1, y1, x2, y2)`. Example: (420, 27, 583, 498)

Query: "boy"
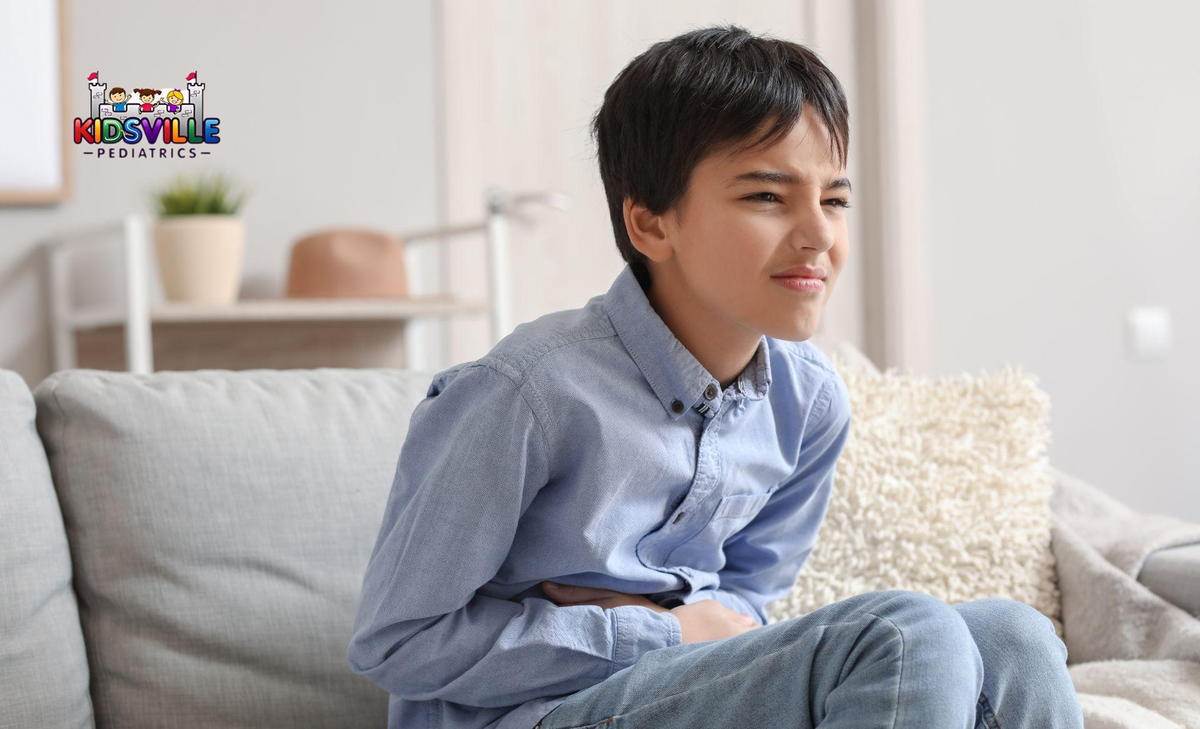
(107, 87, 128, 112)
(348, 24, 1084, 729)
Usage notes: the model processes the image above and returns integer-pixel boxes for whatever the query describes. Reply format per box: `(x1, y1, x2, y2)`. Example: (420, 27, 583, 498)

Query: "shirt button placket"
(663, 392, 725, 565)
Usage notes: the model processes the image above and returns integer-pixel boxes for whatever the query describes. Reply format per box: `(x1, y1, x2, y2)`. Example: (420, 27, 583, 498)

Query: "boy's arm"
(679, 373, 852, 625)
(346, 363, 681, 708)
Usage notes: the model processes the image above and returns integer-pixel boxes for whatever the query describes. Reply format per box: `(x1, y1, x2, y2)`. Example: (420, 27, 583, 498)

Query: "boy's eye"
(743, 192, 783, 203)
(742, 192, 853, 209)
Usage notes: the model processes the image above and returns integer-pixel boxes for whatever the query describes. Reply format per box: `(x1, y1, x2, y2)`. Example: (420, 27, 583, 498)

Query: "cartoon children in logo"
(133, 88, 160, 112)
(107, 87, 129, 112)
(103, 86, 185, 114)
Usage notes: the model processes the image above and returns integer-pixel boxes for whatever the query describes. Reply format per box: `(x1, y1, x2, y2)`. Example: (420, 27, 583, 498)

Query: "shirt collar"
(600, 264, 773, 419)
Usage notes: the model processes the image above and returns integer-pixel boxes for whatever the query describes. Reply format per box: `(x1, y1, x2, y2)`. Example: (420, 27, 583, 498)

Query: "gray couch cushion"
(0, 370, 93, 729)
(1138, 543, 1200, 617)
(34, 367, 433, 729)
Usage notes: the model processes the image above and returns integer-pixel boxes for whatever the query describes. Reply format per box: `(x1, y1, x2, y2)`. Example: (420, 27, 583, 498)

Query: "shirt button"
(671, 399, 684, 413)
(673, 511, 685, 523)
(704, 383, 718, 399)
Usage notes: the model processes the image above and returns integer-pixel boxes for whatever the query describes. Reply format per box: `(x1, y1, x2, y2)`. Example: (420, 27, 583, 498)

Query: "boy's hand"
(669, 599, 760, 644)
(540, 581, 761, 639)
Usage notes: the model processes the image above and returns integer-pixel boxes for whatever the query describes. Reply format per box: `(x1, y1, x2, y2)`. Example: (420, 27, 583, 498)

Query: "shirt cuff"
(608, 605, 682, 676)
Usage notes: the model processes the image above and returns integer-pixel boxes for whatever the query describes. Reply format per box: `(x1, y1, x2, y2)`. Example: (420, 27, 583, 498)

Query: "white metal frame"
(45, 187, 569, 374)
(47, 216, 154, 373)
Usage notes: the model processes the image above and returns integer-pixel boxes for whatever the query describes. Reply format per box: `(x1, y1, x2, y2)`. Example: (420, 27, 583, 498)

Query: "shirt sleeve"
(346, 362, 681, 708)
(681, 372, 852, 626)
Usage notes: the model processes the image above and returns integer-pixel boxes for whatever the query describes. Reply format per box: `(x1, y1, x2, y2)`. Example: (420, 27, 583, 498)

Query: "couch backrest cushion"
(0, 370, 94, 729)
(770, 352, 1064, 635)
(34, 367, 434, 729)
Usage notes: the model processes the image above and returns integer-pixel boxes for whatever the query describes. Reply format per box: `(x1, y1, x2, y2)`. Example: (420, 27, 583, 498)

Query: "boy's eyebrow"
(727, 170, 852, 192)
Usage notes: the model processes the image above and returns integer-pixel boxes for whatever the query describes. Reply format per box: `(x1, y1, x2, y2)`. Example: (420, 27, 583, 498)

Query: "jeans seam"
(977, 692, 1002, 729)
(860, 610, 905, 729)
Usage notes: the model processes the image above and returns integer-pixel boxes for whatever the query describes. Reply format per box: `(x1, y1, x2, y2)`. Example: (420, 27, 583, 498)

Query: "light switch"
(1125, 306, 1172, 360)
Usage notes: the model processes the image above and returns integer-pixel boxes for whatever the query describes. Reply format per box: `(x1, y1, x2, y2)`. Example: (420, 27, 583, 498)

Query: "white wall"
(924, 0, 1200, 520)
(0, 0, 441, 388)
(4, 0, 1193, 520)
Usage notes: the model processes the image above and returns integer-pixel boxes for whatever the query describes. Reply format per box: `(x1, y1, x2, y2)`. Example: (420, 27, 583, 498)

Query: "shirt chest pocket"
(663, 490, 774, 571)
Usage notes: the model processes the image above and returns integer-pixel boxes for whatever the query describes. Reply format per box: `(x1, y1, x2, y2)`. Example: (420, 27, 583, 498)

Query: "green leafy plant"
(152, 172, 248, 216)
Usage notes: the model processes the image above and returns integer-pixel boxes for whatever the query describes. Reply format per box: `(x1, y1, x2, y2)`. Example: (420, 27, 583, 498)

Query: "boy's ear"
(623, 196, 673, 264)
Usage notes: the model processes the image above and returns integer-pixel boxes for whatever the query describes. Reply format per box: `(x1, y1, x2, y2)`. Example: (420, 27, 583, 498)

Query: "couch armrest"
(1137, 542, 1200, 618)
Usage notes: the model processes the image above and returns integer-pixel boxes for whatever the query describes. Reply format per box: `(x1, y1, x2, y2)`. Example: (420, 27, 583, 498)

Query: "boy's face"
(632, 105, 850, 343)
(110, 91, 125, 103)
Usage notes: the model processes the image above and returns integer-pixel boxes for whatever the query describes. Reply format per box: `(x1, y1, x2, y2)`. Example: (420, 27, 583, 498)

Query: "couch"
(2, 350, 1197, 729)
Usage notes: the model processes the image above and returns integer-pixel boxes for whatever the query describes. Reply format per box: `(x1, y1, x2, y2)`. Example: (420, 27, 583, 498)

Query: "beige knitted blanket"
(1051, 465, 1200, 728)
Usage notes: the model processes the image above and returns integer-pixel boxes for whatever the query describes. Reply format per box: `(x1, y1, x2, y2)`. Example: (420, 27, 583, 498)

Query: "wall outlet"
(1126, 306, 1172, 360)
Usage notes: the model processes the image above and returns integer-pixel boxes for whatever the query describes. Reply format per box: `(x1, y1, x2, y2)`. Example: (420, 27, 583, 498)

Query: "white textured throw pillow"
(769, 351, 1063, 637)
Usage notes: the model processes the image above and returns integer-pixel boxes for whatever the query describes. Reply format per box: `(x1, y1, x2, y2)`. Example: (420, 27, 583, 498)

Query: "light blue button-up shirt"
(347, 263, 852, 729)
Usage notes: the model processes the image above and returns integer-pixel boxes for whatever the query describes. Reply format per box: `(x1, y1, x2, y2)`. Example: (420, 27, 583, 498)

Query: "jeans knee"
(962, 598, 1067, 662)
(872, 590, 984, 670)
(874, 589, 971, 630)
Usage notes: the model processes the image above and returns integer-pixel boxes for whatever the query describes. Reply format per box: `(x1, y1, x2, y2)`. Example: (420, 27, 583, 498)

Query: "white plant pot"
(153, 215, 245, 304)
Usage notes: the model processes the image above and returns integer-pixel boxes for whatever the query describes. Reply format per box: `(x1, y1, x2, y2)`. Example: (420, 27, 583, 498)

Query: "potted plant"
(151, 173, 249, 304)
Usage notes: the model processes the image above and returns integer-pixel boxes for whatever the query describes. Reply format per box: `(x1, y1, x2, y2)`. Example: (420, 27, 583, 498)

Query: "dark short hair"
(590, 24, 849, 291)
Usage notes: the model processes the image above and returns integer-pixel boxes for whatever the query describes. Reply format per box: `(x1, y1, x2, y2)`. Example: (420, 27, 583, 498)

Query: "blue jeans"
(532, 589, 1084, 729)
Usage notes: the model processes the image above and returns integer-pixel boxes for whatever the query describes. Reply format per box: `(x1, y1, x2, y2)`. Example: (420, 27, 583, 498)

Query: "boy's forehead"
(704, 120, 842, 180)
(702, 146, 846, 187)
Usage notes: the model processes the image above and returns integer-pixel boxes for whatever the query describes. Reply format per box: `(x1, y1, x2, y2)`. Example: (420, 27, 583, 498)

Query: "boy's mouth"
(771, 264, 827, 279)
(772, 276, 825, 294)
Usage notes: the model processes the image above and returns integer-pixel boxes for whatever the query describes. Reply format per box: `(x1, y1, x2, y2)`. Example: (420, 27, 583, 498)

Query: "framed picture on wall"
(0, 0, 70, 204)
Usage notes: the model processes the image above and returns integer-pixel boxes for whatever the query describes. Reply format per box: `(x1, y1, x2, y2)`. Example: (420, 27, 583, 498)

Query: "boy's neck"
(645, 275, 760, 391)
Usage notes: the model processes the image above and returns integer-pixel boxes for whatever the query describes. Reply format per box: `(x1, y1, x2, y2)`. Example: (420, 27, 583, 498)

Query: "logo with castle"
(74, 70, 221, 158)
